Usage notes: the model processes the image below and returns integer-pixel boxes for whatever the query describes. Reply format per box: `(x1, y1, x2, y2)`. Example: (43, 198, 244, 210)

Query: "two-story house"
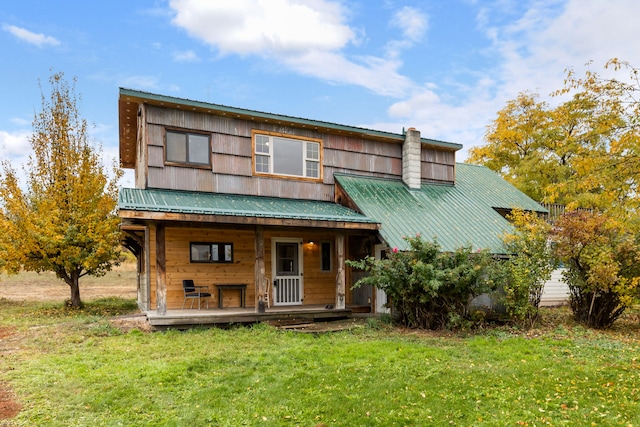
(117, 88, 544, 326)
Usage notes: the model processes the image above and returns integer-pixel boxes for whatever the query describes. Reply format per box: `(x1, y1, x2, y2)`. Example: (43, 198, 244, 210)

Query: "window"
(254, 132, 321, 179)
(190, 242, 233, 263)
(166, 130, 210, 166)
(321, 241, 333, 272)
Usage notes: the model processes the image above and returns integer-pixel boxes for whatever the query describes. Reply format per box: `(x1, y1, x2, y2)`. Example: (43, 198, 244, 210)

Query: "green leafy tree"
(468, 59, 640, 213)
(0, 72, 123, 308)
(347, 236, 499, 330)
(551, 210, 640, 328)
(501, 210, 555, 327)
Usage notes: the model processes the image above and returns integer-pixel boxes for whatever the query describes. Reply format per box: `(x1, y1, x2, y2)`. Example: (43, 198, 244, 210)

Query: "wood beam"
(255, 226, 266, 313)
(118, 210, 380, 231)
(155, 223, 167, 316)
(336, 233, 346, 309)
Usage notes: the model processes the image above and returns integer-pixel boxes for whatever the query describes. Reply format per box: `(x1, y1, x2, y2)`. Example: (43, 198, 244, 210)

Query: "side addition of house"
(117, 88, 545, 323)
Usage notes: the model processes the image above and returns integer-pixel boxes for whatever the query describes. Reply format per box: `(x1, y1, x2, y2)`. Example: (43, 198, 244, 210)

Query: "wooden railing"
(539, 203, 594, 224)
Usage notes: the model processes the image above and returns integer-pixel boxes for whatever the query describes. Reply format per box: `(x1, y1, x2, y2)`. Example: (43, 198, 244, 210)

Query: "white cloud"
(120, 74, 162, 90)
(385, 6, 428, 58)
(0, 131, 32, 186)
(365, 0, 640, 160)
(10, 117, 30, 127)
(2, 24, 60, 47)
(0, 130, 31, 158)
(173, 49, 200, 62)
(391, 6, 427, 43)
(283, 50, 412, 97)
(170, 0, 356, 55)
(168, 0, 414, 97)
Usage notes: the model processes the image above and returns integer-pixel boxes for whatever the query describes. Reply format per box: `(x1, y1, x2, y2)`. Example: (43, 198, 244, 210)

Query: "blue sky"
(2, 0, 639, 187)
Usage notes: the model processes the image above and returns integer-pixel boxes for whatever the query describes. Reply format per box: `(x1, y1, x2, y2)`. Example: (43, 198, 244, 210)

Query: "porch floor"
(145, 304, 357, 328)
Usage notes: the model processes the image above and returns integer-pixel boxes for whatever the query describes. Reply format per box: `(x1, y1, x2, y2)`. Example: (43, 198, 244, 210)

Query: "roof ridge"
(119, 88, 461, 150)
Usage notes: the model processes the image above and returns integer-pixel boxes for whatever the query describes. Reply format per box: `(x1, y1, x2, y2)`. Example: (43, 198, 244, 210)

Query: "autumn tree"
(500, 210, 556, 327)
(468, 59, 640, 212)
(551, 211, 640, 328)
(0, 72, 123, 308)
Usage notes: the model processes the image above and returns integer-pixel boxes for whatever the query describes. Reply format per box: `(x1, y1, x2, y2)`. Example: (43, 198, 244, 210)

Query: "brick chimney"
(402, 127, 421, 189)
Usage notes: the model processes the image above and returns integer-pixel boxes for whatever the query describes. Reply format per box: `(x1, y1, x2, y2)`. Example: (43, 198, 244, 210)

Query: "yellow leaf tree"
(0, 72, 123, 308)
(468, 59, 640, 213)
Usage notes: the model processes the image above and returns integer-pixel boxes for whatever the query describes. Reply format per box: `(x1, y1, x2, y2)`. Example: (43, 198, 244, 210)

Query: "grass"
(1, 299, 639, 426)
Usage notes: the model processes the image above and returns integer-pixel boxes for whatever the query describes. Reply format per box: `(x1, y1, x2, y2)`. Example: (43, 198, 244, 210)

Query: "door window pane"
(276, 242, 299, 275)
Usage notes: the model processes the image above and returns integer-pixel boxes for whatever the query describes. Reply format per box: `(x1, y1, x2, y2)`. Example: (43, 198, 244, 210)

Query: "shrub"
(347, 236, 499, 330)
(551, 210, 640, 328)
(500, 210, 555, 327)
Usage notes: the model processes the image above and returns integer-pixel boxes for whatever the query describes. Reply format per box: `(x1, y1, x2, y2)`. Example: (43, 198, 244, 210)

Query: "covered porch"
(118, 187, 381, 321)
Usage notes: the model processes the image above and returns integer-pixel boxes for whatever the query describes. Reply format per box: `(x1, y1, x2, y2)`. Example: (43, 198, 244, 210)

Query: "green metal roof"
(119, 88, 462, 151)
(335, 163, 547, 254)
(118, 187, 378, 225)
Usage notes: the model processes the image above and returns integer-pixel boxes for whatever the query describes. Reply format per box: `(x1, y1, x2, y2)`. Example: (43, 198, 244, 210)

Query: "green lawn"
(1, 299, 639, 426)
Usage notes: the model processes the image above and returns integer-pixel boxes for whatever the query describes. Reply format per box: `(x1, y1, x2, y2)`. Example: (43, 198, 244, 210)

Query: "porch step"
(272, 318, 366, 333)
(145, 307, 352, 329)
(349, 305, 371, 314)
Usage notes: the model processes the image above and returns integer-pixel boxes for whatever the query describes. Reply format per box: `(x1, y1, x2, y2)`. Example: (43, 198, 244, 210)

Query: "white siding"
(540, 268, 570, 306)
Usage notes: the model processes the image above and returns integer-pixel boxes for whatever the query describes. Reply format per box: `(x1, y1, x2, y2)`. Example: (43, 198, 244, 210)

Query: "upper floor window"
(165, 130, 211, 166)
(253, 132, 321, 179)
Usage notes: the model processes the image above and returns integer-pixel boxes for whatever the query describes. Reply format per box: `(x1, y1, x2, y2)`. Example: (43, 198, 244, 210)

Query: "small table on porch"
(216, 284, 247, 309)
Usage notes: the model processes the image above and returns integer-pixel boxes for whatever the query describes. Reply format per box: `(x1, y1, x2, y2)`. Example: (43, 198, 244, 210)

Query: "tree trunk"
(66, 270, 82, 308)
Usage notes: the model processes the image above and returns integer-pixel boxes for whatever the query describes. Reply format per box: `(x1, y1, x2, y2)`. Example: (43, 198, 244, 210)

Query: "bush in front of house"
(500, 210, 556, 328)
(551, 210, 640, 328)
(347, 236, 499, 330)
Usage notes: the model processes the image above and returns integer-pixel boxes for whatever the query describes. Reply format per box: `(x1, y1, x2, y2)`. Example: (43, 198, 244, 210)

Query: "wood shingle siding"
(141, 106, 456, 198)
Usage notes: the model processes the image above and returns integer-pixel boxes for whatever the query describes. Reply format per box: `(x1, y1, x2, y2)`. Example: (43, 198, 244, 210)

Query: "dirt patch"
(110, 315, 154, 333)
(271, 318, 368, 333)
(0, 328, 16, 341)
(0, 382, 21, 422)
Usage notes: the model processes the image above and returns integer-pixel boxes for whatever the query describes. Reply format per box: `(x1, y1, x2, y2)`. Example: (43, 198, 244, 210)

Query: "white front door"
(272, 238, 304, 305)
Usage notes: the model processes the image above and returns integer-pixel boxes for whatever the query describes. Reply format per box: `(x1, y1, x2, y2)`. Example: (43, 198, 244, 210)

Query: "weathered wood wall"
(146, 224, 344, 309)
(142, 106, 456, 199)
(421, 148, 455, 183)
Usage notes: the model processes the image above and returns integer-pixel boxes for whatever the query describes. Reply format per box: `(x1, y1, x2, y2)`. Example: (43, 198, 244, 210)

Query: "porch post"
(336, 233, 346, 309)
(155, 222, 167, 316)
(255, 226, 266, 313)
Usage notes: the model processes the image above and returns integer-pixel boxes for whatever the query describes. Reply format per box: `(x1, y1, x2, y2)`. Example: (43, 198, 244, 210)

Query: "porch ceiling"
(118, 187, 380, 230)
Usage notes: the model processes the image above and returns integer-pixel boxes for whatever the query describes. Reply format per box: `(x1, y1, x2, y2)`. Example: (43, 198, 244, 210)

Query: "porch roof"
(335, 163, 547, 254)
(118, 187, 380, 230)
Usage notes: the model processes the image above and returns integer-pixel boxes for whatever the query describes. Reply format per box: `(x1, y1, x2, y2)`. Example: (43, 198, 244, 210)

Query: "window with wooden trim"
(165, 130, 211, 166)
(190, 242, 233, 263)
(320, 241, 333, 272)
(254, 132, 321, 179)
